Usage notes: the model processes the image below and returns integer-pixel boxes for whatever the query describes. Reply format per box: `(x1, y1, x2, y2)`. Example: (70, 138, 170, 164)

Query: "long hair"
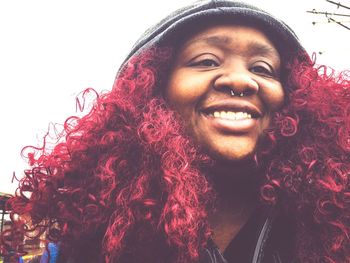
(1, 47, 349, 263)
(262, 60, 350, 263)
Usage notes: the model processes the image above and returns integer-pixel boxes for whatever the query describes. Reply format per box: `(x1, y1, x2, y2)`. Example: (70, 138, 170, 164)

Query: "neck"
(208, 158, 260, 207)
(205, 158, 261, 252)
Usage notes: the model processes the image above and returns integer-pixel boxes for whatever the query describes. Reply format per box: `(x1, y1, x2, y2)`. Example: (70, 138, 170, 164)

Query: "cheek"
(165, 70, 205, 112)
(261, 83, 285, 111)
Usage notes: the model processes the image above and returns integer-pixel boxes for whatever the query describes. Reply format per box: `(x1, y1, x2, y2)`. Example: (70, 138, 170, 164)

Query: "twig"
(326, 0, 350, 10)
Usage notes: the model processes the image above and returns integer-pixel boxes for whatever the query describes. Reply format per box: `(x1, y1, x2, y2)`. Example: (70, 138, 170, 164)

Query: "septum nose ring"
(230, 90, 245, 97)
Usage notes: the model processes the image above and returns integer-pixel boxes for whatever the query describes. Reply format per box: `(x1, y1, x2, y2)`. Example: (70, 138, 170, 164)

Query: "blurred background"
(0, 0, 349, 195)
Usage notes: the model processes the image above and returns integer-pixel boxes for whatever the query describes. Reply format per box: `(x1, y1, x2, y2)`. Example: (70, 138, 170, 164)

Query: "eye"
(195, 59, 219, 67)
(187, 56, 220, 68)
(250, 61, 276, 78)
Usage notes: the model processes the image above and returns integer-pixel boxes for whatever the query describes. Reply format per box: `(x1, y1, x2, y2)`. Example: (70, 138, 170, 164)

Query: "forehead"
(178, 24, 281, 62)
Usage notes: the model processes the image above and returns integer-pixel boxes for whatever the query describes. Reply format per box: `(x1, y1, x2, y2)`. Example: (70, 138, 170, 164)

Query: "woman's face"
(165, 24, 284, 162)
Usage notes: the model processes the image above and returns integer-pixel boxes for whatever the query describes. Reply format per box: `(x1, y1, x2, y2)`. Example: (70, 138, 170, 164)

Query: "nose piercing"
(230, 90, 244, 97)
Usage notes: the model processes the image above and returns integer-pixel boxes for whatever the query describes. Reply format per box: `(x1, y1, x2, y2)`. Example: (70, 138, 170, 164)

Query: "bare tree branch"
(328, 16, 350, 30)
(307, 9, 350, 17)
(326, 0, 350, 10)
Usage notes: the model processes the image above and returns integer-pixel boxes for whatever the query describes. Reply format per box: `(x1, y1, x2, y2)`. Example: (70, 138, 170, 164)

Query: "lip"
(202, 114, 257, 133)
(199, 100, 262, 133)
(200, 100, 263, 118)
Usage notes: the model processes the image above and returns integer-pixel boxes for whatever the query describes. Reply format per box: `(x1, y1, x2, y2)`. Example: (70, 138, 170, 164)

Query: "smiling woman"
(1, 1, 350, 263)
(166, 24, 284, 161)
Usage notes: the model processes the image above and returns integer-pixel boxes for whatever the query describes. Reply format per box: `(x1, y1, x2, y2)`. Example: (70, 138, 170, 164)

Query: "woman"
(1, 1, 349, 262)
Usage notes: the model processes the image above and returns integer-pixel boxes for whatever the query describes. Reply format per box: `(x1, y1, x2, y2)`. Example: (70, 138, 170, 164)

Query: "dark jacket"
(31, 208, 296, 263)
(199, 208, 296, 263)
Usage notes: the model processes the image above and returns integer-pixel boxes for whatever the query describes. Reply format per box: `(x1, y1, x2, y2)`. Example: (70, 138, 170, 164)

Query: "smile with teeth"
(210, 111, 252, 121)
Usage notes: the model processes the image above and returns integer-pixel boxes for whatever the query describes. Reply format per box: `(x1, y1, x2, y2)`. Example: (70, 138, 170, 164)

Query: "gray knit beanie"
(119, 0, 308, 74)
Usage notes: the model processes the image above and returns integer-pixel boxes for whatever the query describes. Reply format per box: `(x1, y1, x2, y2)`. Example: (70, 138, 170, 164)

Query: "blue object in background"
(40, 243, 59, 263)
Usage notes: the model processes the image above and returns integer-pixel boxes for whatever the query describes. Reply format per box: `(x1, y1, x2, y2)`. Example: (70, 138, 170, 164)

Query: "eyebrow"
(184, 35, 280, 61)
(245, 41, 280, 61)
(183, 35, 231, 49)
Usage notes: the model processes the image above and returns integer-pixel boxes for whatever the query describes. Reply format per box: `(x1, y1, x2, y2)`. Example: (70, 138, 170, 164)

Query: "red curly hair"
(1, 47, 350, 263)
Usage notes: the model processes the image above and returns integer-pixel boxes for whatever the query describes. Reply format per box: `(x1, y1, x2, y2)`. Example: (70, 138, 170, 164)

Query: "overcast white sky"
(1, 0, 349, 194)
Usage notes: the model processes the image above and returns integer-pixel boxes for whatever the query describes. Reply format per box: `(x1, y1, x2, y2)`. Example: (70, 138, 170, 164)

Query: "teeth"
(213, 111, 220, 118)
(211, 111, 252, 120)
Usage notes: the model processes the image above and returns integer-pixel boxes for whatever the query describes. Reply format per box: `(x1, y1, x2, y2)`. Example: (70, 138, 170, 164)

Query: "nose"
(214, 71, 259, 97)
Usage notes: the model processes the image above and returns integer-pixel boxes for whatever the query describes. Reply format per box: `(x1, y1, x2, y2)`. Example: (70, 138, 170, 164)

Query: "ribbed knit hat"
(120, 0, 308, 73)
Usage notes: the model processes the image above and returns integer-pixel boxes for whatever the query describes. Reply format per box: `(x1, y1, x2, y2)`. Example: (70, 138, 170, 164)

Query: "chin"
(195, 133, 260, 165)
(208, 146, 256, 164)
(224, 151, 255, 164)
(217, 139, 257, 161)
